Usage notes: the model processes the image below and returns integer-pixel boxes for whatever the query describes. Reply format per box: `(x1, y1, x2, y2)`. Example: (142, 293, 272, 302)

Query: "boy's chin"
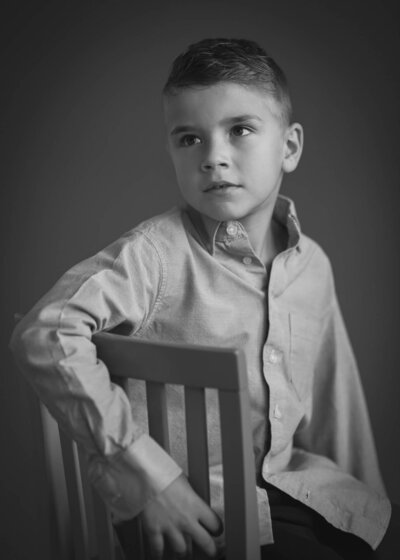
(197, 205, 247, 224)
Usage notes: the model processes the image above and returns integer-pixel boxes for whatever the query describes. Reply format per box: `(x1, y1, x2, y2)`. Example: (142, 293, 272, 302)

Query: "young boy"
(11, 38, 391, 559)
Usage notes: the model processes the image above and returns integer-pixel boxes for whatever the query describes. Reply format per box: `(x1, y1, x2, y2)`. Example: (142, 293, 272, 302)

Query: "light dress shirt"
(10, 195, 391, 551)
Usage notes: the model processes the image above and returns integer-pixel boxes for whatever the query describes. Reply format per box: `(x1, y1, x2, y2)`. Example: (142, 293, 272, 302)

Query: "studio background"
(1, 2, 399, 559)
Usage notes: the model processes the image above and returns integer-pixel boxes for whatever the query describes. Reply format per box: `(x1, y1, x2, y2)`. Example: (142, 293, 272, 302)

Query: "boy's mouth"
(204, 181, 241, 192)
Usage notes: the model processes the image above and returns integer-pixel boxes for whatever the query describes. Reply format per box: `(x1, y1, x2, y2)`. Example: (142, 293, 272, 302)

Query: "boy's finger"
(198, 504, 224, 536)
(185, 535, 193, 557)
(207, 518, 224, 537)
(188, 522, 218, 557)
(147, 532, 164, 559)
(165, 528, 188, 557)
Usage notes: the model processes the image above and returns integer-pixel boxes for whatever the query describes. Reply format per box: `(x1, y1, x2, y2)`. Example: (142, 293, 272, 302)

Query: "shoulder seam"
(132, 231, 168, 337)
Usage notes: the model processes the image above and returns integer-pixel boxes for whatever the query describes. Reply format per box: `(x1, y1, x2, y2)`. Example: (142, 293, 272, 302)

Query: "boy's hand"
(139, 473, 223, 558)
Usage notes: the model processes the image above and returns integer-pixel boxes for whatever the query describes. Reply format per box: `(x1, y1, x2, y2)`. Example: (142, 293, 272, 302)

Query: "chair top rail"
(93, 332, 248, 392)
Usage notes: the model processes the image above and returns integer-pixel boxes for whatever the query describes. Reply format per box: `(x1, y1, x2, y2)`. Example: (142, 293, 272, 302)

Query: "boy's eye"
(231, 125, 251, 137)
(179, 135, 201, 147)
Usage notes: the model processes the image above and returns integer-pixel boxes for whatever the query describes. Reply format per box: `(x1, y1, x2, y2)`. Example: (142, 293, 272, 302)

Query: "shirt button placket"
(265, 346, 284, 425)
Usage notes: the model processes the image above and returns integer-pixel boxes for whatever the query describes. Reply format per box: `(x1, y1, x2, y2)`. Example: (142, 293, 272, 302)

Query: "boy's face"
(164, 82, 301, 228)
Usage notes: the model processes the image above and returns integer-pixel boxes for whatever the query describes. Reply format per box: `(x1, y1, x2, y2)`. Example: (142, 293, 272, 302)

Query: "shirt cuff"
(88, 434, 183, 521)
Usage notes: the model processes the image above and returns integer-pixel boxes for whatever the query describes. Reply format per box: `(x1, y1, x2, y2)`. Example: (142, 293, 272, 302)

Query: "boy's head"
(163, 37, 292, 127)
(162, 38, 303, 229)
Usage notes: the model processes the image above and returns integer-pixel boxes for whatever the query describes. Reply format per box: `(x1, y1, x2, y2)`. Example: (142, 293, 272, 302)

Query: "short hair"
(163, 38, 292, 126)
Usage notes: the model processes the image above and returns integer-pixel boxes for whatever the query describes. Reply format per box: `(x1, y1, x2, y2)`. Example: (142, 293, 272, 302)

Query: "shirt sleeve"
(293, 270, 387, 497)
(9, 230, 182, 520)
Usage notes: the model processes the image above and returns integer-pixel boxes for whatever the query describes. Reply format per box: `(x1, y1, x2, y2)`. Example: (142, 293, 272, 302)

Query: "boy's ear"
(282, 123, 303, 173)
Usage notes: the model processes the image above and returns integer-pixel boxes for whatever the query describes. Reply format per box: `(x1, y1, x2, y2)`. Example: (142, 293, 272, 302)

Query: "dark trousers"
(255, 483, 374, 560)
(255, 483, 399, 560)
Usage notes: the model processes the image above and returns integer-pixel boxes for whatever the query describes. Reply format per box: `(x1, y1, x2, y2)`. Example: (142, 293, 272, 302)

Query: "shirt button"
(274, 404, 283, 419)
(242, 256, 252, 265)
(267, 347, 281, 364)
(226, 222, 238, 236)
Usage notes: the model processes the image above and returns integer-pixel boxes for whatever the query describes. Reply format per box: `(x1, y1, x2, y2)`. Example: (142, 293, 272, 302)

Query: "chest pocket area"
(289, 312, 321, 401)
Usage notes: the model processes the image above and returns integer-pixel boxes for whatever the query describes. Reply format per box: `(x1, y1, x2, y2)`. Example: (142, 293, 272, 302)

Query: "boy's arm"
(294, 287, 386, 496)
(9, 232, 185, 520)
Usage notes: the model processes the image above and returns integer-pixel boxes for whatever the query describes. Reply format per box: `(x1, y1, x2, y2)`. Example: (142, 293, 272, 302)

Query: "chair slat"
(184, 386, 210, 504)
(219, 389, 261, 560)
(146, 381, 170, 453)
(39, 403, 72, 560)
(91, 489, 117, 560)
(185, 385, 210, 560)
(78, 448, 98, 558)
(59, 432, 90, 560)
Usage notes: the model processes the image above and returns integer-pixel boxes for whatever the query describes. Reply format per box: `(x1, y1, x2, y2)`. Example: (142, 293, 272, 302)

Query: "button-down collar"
(185, 195, 302, 256)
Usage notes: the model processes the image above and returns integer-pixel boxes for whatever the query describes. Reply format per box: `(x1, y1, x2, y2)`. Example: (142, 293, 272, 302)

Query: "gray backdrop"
(1, 2, 399, 558)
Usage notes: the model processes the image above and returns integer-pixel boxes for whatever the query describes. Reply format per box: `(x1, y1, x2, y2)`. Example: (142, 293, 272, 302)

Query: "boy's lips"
(203, 181, 242, 192)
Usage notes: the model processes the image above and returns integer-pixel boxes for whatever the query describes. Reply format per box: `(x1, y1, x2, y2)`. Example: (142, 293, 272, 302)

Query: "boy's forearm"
(11, 309, 183, 519)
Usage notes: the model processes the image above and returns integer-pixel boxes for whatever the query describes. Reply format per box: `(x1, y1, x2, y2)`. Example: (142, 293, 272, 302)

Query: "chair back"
(43, 332, 261, 560)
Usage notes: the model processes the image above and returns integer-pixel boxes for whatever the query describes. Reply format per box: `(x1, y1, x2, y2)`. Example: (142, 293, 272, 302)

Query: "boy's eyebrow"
(223, 114, 263, 125)
(170, 125, 197, 136)
(170, 114, 262, 136)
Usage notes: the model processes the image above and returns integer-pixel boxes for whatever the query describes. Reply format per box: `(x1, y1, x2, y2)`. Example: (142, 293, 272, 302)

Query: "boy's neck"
(239, 207, 286, 268)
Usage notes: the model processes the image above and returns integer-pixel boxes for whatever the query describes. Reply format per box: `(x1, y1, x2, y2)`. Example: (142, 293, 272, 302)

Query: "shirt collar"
(184, 194, 302, 255)
(274, 195, 302, 253)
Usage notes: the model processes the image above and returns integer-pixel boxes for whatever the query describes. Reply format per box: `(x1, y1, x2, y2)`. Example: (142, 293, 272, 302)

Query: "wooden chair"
(41, 331, 261, 560)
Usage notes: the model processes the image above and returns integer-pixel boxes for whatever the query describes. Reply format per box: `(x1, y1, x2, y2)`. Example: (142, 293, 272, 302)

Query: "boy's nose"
(201, 160, 229, 171)
(200, 141, 230, 172)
